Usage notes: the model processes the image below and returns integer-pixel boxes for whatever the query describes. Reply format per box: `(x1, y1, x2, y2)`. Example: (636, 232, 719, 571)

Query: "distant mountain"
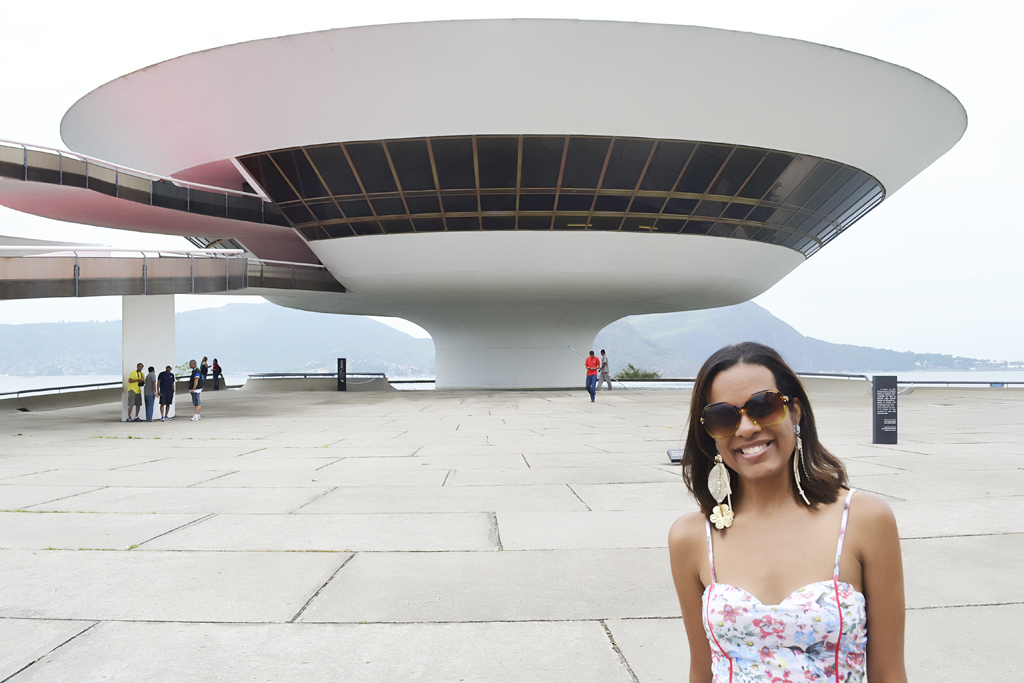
(176, 305, 434, 376)
(0, 320, 121, 376)
(595, 302, 1011, 376)
(0, 301, 1013, 377)
(0, 305, 435, 377)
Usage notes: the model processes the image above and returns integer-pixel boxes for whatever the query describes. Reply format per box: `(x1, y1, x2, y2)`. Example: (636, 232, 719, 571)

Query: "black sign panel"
(872, 375, 897, 444)
(337, 358, 347, 392)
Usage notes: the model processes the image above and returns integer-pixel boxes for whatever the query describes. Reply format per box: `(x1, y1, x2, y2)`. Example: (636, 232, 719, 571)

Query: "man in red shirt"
(584, 350, 601, 402)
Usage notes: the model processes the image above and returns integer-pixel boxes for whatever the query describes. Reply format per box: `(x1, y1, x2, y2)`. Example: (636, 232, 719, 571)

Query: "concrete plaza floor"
(0, 382, 1020, 682)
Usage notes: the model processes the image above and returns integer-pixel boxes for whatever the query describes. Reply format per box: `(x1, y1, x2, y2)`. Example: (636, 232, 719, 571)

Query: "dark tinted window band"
(238, 135, 884, 257)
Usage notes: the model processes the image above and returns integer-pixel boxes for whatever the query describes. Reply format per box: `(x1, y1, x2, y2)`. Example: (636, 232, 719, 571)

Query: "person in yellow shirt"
(127, 362, 145, 422)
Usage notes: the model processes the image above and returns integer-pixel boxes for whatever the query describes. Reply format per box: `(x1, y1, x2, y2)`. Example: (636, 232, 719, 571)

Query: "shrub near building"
(615, 363, 661, 380)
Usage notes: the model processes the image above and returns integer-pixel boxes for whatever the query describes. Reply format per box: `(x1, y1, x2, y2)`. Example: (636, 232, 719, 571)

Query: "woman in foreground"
(668, 342, 907, 682)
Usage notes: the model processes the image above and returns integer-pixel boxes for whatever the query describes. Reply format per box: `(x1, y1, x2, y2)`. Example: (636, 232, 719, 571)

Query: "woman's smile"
(735, 439, 773, 460)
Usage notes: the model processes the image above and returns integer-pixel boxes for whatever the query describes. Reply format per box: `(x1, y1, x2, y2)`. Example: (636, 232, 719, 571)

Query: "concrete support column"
(122, 295, 175, 421)
(406, 304, 616, 389)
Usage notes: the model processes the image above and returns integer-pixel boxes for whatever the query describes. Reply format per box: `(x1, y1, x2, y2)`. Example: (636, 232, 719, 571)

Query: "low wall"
(800, 376, 872, 397)
(242, 377, 396, 393)
(4, 376, 1016, 413)
(898, 385, 1024, 398)
(0, 378, 237, 413)
(0, 387, 122, 412)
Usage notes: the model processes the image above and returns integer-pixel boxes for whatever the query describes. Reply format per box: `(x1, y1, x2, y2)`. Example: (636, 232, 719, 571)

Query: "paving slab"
(295, 484, 586, 513)
(577, 434, 662, 447)
(3, 620, 634, 683)
(0, 618, 95, 681)
(851, 468, 1024, 501)
(317, 453, 530, 471)
(41, 441, 271, 457)
(606, 617, 688, 683)
(0, 444, 114, 457)
(570, 482, 695, 511)
(890, 496, 1024, 538)
(905, 603, 1021, 682)
(1, 469, 226, 488)
(143, 512, 496, 552)
(903, 534, 1024, 608)
(118, 456, 343, 471)
(447, 465, 680, 486)
(302, 434, 419, 447)
(649, 463, 683, 476)
(0, 512, 203, 550)
(0, 486, 102, 510)
(298, 548, 677, 623)
(855, 452, 1024, 472)
(839, 458, 908, 475)
(0, 455, 165, 470)
(416, 441, 605, 456)
(0, 549, 347, 622)
(524, 451, 674, 468)
(192, 469, 449, 488)
(905, 432, 1013, 444)
(302, 444, 422, 457)
(497, 510, 681, 550)
(870, 442, 1023, 457)
(23, 486, 331, 514)
(0, 469, 52, 481)
(827, 443, 911, 458)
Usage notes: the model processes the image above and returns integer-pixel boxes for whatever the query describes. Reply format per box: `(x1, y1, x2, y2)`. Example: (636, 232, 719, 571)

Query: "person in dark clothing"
(189, 359, 204, 421)
(212, 358, 222, 390)
(157, 365, 175, 421)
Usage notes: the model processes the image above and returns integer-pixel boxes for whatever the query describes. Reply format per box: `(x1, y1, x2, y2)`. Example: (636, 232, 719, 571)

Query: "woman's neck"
(733, 470, 797, 516)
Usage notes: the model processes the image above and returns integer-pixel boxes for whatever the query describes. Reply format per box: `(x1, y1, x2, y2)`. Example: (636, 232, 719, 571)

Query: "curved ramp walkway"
(0, 140, 316, 264)
(0, 250, 344, 300)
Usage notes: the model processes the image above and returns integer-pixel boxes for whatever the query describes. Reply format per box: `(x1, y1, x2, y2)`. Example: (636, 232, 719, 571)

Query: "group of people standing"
(125, 356, 223, 422)
(125, 364, 178, 422)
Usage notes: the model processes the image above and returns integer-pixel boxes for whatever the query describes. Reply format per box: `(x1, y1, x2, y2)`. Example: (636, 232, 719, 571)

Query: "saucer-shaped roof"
(61, 19, 966, 195)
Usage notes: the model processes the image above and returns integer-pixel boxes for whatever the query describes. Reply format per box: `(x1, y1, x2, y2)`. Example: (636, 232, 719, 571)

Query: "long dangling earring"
(708, 451, 734, 529)
(793, 424, 811, 505)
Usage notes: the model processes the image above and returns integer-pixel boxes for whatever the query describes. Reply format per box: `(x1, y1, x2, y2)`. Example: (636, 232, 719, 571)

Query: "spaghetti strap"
(705, 519, 717, 584)
(833, 489, 856, 580)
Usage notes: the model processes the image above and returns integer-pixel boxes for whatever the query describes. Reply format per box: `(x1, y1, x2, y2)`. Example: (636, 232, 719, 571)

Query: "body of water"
(0, 374, 250, 395)
(861, 370, 1024, 385)
(2, 370, 1022, 396)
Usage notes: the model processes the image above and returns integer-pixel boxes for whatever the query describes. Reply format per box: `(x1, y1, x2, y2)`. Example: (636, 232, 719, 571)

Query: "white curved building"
(0, 20, 967, 388)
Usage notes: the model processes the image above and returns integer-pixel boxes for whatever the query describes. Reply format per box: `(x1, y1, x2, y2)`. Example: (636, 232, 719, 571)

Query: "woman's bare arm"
(668, 512, 714, 683)
(855, 493, 908, 682)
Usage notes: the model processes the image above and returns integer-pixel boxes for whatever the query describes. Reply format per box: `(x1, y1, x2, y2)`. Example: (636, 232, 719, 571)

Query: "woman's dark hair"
(682, 342, 847, 515)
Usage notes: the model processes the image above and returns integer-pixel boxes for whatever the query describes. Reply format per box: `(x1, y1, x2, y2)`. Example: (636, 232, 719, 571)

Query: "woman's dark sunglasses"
(700, 389, 791, 439)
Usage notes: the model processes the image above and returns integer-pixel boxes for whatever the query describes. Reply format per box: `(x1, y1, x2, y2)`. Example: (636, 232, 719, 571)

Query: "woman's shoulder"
(668, 510, 708, 553)
(847, 488, 901, 555)
(849, 489, 897, 527)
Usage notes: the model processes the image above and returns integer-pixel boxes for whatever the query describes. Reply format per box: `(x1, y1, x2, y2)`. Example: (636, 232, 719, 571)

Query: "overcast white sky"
(0, 0, 1020, 361)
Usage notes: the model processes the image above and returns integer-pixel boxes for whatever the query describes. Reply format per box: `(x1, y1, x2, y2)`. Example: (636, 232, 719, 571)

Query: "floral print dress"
(702, 489, 867, 682)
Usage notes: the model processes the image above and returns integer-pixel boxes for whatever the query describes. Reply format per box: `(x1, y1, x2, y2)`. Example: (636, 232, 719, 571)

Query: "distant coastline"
(0, 374, 248, 395)
(0, 302, 1018, 386)
(3, 370, 1022, 395)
